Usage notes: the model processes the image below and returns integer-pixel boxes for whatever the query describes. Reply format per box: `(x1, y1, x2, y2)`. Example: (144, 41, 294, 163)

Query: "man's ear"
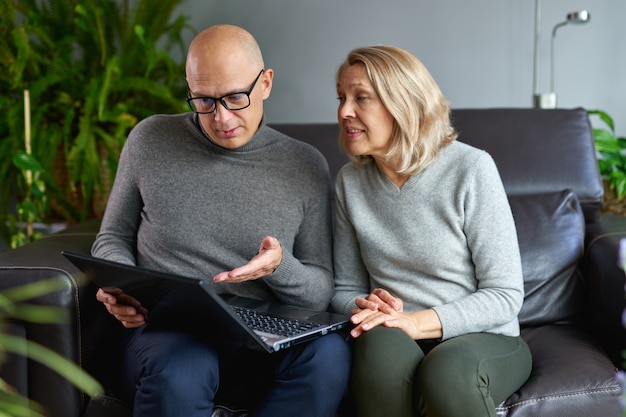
(261, 68, 274, 99)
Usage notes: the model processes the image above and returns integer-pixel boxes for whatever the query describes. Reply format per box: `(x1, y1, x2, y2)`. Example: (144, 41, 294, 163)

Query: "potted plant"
(0, 0, 193, 247)
(588, 109, 626, 215)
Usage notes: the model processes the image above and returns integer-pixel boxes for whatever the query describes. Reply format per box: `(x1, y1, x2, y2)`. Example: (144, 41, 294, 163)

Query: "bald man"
(92, 25, 350, 417)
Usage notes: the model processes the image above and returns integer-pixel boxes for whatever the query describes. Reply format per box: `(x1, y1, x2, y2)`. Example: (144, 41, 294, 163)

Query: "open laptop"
(61, 250, 350, 353)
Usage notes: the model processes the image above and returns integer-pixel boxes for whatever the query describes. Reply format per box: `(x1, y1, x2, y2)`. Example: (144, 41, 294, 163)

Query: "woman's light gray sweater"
(92, 113, 333, 311)
(331, 141, 524, 340)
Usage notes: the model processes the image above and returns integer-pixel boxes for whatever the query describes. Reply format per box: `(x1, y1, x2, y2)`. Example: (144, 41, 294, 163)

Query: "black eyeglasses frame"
(186, 69, 265, 114)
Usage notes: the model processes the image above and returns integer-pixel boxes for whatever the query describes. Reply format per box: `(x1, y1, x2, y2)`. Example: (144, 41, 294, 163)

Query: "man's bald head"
(184, 24, 273, 149)
(186, 24, 264, 81)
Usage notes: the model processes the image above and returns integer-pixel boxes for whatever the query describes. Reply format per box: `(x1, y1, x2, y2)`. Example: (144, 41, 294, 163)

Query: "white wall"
(180, 0, 626, 136)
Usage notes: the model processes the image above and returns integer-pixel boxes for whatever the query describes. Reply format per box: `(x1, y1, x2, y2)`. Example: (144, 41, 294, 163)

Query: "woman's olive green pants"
(351, 327, 532, 417)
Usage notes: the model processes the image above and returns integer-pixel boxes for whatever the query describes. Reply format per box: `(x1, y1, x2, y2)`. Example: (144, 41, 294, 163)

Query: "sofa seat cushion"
(508, 190, 585, 327)
(496, 324, 621, 416)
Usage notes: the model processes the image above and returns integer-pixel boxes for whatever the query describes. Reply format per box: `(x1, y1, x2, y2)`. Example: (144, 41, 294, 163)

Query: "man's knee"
(304, 333, 351, 381)
(280, 333, 351, 393)
(134, 334, 221, 401)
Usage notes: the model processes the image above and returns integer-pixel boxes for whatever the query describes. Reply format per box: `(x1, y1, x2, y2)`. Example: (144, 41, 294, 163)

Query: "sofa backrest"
(270, 123, 346, 188)
(272, 107, 603, 223)
(450, 108, 603, 223)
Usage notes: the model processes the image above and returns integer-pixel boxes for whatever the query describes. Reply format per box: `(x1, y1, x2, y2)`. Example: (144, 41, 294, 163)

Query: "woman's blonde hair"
(336, 45, 457, 175)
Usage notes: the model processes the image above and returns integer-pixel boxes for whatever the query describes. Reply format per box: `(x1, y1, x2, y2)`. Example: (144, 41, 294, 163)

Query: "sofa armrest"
(0, 219, 123, 417)
(584, 214, 626, 368)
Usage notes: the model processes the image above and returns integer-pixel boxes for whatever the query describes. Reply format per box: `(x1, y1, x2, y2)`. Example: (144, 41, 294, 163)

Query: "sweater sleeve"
(331, 167, 371, 316)
(91, 131, 141, 266)
(433, 153, 524, 340)
(263, 170, 335, 311)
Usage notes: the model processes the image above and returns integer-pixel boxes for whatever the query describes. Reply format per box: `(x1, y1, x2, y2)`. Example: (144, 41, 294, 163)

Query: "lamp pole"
(532, 0, 542, 108)
(532, 0, 556, 108)
(533, 7, 590, 109)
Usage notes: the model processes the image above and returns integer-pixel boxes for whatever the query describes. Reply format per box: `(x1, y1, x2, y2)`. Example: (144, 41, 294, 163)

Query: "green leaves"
(0, 278, 104, 410)
(0, 388, 47, 417)
(589, 109, 626, 199)
(9, 151, 47, 247)
(0, 0, 193, 236)
(12, 152, 42, 173)
(0, 333, 103, 398)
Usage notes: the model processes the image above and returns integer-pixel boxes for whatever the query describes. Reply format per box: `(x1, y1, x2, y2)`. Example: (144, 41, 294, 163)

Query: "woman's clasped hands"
(350, 288, 442, 341)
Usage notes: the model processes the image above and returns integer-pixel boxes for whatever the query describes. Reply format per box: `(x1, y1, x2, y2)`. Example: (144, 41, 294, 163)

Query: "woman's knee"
(353, 327, 422, 376)
(415, 341, 489, 417)
(415, 334, 530, 417)
(352, 327, 424, 417)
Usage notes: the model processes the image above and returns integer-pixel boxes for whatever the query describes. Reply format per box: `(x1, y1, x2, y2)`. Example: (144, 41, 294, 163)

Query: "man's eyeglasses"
(187, 69, 265, 114)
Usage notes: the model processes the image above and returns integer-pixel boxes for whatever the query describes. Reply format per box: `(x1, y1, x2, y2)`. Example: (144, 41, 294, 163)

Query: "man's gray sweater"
(92, 113, 333, 311)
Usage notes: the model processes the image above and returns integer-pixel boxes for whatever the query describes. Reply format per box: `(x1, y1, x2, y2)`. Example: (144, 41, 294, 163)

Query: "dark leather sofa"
(0, 108, 624, 417)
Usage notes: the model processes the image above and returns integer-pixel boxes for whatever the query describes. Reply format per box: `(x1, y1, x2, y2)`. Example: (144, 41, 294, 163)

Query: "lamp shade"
(566, 10, 590, 24)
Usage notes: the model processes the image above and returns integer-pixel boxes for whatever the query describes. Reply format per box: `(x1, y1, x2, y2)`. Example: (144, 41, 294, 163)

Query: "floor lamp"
(533, 1, 590, 109)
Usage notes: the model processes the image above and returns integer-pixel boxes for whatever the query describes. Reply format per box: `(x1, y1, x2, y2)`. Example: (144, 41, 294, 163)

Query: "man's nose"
(213, 100, 233, 121)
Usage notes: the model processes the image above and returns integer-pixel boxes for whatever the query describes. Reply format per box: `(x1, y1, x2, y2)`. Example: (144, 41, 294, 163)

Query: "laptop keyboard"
(232, 306, 323, 336)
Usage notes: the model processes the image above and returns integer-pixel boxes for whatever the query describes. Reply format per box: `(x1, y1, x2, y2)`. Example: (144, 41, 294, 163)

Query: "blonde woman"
(331, 45, 532, 417)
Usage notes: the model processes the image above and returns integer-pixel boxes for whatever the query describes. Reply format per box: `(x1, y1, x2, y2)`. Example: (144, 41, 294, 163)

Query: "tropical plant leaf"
(0, 276, 103, 407)
(0, 333, 103, 397)
(588, 109, 615, 133)
(0, 389, 46, 417)
(12, 153, 43, 173)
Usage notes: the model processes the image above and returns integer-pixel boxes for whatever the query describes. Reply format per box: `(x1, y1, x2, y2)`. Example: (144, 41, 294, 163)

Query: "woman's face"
(336, 64, 395, 160)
